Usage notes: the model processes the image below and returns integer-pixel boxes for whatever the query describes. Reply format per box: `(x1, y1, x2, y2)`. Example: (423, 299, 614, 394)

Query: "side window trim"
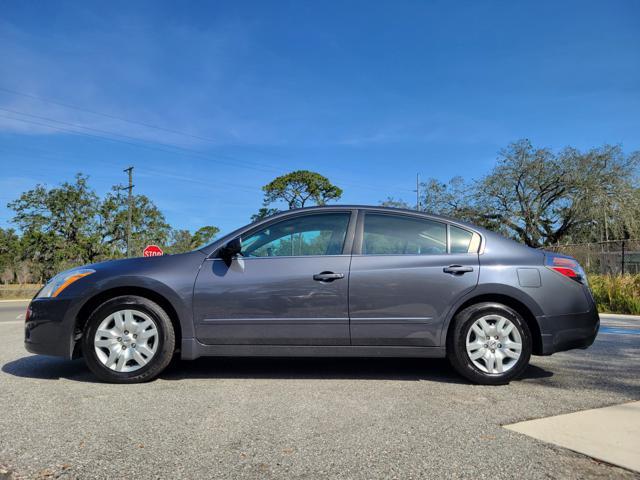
(352, 209, 365, 255)
(343, 210, 358, 255)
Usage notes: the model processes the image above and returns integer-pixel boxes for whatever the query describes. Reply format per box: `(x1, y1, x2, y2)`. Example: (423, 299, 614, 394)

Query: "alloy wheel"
(93, 309, 159, 373)
(465, 314, 523, 374)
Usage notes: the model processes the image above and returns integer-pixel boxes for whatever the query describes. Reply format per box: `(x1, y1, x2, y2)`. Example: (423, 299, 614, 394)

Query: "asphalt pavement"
(0, 301, 28, 323)
(0, 300, 639, 479)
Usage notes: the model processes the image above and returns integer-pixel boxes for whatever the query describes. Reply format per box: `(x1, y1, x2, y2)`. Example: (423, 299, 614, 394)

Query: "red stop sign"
(143, 245, 164, 257)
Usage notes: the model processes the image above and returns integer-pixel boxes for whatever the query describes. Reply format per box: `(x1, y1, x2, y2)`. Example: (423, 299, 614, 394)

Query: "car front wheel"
(447, 302, 532, 385)
(82, 295, 175, 383)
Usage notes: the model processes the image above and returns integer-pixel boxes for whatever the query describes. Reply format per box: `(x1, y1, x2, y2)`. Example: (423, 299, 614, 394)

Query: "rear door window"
(362, 213, 447, 255)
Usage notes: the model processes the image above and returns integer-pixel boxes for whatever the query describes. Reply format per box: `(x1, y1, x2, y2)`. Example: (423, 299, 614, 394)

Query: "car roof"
(263, 205, 480, 230)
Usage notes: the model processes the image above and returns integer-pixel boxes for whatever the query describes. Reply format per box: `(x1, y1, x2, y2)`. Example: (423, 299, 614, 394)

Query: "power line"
(0, 112, 414, 198)
(0, 144, 268, 195)
(0, 87, 416, 194)
(0, 85, 330, 168)
(0, 85, 226, 145)
(0, 107, 278, 174)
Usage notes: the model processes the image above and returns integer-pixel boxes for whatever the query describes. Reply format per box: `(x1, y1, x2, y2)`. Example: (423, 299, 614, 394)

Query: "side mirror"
(219, 237, 242, 266)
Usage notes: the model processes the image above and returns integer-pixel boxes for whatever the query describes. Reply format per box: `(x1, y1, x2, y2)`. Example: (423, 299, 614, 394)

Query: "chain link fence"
(545, 239, 640, 275)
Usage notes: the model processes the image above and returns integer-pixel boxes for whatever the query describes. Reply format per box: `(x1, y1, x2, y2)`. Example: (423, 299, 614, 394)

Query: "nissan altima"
(24, 206, 599, 384)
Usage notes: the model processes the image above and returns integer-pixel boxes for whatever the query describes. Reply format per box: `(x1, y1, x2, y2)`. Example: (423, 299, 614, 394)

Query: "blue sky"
(1, 0, 639, 235)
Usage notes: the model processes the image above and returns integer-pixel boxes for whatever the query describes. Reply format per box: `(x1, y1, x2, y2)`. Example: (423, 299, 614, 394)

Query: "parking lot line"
(600, 326, 640, 335)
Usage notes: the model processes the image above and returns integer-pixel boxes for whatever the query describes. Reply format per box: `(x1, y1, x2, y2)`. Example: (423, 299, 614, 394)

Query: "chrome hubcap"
(466, 314, 522, 374)
(94, 309, 158, 372)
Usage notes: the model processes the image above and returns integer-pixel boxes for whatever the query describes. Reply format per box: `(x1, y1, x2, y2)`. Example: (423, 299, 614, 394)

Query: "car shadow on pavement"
(159, 356, 553, 384)
(1, 355, 98, 382)
(2, 355, 553, 384)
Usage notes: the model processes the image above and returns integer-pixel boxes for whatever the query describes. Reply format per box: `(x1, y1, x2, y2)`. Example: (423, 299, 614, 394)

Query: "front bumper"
(24, 297, 78, 359)
(537, 307, 600, 355)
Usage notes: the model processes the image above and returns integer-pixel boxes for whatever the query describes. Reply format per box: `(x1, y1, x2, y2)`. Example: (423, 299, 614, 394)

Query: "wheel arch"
(442, 291, 543, 355)
(72, 286, 184, 359)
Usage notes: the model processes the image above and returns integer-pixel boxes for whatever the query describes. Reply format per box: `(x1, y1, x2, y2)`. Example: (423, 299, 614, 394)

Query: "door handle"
(443, 265, 474, 275)
(313, 271, 345, 282)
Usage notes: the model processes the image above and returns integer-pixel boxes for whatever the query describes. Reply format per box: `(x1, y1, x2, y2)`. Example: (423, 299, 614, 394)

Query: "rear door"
(193, 210, 356, 345)
(348, 211, 480, 346)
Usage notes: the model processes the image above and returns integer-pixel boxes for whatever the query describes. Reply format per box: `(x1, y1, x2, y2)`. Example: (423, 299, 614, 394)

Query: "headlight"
(37, 268, 96, 298)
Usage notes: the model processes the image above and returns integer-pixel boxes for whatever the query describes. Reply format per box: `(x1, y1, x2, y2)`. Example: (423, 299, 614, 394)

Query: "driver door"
(193, 211, 356, 345)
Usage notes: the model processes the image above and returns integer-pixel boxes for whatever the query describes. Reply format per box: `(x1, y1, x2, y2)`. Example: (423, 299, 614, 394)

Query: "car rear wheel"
(447, 302, 532, 385)
(82, 296, 175, 383)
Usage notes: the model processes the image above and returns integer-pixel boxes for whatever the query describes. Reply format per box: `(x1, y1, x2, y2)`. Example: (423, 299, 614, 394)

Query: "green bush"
(589, 274, 640, 315)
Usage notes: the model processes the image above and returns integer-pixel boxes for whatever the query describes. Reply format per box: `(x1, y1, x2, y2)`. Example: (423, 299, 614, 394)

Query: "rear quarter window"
(450, 226, 481, 253)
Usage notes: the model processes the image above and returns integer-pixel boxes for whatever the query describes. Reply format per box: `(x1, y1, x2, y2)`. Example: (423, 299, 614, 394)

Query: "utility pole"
(415, 173, 420, 211)
(123, 166, 134, 257)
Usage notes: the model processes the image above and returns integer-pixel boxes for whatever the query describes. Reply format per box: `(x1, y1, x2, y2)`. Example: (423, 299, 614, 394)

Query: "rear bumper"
(537, 307, 600, 355)
(24, 297, 78, 359)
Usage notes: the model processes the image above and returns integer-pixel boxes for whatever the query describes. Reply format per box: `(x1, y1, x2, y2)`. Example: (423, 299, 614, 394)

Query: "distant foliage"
(2, 174, 219, 283)
(250, 207, 281, 223)
(385, 140, 640, 247)
(166, 226, 220, 254)
(257, 170, 342, 214)
(98, 186, 172, 257)
(380, 197, 411, 209)
(0, 228, 21, 283)
(477, 141, 640, 246)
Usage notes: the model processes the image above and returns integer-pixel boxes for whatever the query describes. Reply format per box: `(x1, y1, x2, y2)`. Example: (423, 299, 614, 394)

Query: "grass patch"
(0, 284, 41, 300)
(589, 274, 640, 315)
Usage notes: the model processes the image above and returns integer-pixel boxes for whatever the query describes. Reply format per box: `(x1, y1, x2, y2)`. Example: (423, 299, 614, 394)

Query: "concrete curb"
(600, 313, 640, 321)
(0, 299, 32, 303)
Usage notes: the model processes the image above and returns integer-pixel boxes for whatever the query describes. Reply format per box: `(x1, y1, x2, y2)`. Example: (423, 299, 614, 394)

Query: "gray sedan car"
(24, 206, 599, 384)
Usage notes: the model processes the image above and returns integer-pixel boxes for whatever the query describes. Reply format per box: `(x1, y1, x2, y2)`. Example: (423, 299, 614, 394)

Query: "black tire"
(82, 295, 175, 383)
(446, 302, 532, 385)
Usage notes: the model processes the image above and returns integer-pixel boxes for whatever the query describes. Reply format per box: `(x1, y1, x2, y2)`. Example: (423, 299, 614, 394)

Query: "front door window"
(242, 213, 350, 257)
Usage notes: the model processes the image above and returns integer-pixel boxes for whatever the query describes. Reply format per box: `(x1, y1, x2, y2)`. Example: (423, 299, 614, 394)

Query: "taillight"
(545, 253, 586, 284)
